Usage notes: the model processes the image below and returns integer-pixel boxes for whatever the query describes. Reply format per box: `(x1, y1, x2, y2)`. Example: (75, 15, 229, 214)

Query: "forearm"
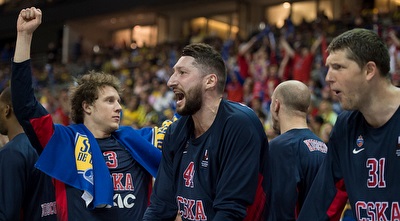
(280, 38, 294, 57)
(14, 32, 32, 62)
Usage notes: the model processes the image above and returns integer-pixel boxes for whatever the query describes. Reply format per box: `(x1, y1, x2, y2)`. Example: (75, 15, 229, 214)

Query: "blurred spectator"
(280, 35, 323, 84)
(387, 29, 400, 85)
(0, 43, 13, 64)
(318, 98, 338, 125)
(121, 95, 142, 128)
(52, 87, 71, 125)
(149, 80, 174, 113)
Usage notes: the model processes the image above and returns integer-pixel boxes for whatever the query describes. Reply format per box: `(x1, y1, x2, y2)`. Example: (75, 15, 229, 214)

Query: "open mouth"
(332, 90, 341, 95)
(175, 92, 184, 101)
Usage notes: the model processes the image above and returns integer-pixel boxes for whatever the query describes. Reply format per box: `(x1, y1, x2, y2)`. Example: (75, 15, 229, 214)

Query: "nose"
(325, 68, 333, 84)
(167, 72, 176, 88)
(116, 101, 122, 112)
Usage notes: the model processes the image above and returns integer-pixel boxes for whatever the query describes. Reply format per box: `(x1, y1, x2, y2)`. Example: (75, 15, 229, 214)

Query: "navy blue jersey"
(267, 128, 327, 221)
(11, 60, 155, 221)
(60, 137, 152, 220)
(0, 133, 57, 221)
(143, 100, 269, 221)
(298, 108, 400, 220)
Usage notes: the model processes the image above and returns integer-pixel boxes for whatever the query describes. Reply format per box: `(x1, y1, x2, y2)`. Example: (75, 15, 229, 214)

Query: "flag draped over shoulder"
(35, 124, 162, 209)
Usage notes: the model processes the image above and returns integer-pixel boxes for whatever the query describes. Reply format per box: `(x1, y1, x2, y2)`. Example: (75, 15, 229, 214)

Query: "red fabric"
(321, 35, 328, 64)
(226, 81, 244, 102)
(327, 179, 348, 221)
(292, 53, 314, 84)
(237, 55, 250, 79)
(54, 179, 68, 221)
(147, 174, 153, 206)
(29, 114, 54, 149)
(53, 107, 70, 126)
(244, 174, 266, 221)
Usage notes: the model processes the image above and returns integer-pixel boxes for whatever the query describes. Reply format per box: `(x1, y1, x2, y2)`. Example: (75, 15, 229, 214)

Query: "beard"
(0, 126, 7, 136)
(177, 84, 202, 116)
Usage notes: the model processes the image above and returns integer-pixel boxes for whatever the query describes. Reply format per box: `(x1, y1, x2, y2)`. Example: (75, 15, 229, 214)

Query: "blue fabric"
(35, 124, 161, 209)
(114, 126, 161, 177)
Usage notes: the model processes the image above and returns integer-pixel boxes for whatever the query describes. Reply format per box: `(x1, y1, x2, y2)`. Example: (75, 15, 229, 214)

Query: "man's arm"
(143, 125, 180, 221)
(279, 37, 295, 58)
(14, 7, 42, 63)
(213, 115, 265, 220)
(310, 35, 323, 55)
(12, 7, 54, 153)
(297, 129, 348, 221)
(0, 149, 30, 220)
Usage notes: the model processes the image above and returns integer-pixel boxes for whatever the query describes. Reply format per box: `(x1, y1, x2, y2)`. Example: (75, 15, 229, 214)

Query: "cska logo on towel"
(75, 133, 94, 184)
(356, 135, 364, 148)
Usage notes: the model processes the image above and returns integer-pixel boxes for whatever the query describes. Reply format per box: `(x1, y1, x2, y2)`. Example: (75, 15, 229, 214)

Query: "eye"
(331, 64, 342, 70)
(106, 97, 115, 103)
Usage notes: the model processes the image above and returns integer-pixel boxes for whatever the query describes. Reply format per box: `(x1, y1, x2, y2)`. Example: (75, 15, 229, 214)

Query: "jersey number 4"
(183, 162, 195, 188)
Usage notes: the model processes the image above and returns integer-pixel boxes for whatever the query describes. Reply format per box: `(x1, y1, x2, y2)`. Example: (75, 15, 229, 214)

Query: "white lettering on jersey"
(41, 201, 57, 217)
(113, 193, 135, 208)
(303, 139, 328, 153)
(177, 196, 207, 221)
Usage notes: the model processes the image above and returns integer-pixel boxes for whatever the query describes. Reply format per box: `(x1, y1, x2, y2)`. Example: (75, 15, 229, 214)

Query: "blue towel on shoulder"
(35, 124, 161, 209)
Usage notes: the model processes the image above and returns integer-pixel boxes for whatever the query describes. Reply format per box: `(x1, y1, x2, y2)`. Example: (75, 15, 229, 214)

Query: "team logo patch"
(201, 149, 209, 168)
(74, 133, 94, 184)
(303, 139, 327, 153)
(396, 136, 400, 157)
(356, 135, 364, 148)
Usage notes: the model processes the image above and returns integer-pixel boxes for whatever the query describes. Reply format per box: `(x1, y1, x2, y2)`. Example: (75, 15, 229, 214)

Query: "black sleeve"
(143, 124, 179, 221)
(0, 148, 30, 220)
(267, 138, 299, 220)
(212, 115, 263, 220)
(11, 60, 54, 154)
(297, 128, 348, 220)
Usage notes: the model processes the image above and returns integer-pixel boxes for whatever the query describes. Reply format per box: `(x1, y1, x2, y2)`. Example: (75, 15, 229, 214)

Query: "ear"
(272, 98, 280, 113)
(205, 74, 218, 90)
(4, 105, 12, 118)
(82, 101, 92, 114)
(365, 61, 377, 81)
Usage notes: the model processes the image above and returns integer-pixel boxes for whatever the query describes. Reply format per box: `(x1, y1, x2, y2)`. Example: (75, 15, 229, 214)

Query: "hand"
(17, 7, 42, 35)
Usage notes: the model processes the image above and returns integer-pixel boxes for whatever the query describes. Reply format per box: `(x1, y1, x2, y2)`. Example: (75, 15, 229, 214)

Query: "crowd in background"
(1, 8, 400, 147)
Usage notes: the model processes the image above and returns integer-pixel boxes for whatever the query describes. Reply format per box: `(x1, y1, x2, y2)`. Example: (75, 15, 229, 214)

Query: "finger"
(23, 8, 32, 19)
(34, 8, 42, 21)
(20, 9, 26, 18)
(28, 8, 35, 19)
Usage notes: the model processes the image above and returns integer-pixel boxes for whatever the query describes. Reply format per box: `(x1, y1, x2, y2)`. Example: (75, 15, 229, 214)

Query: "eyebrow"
(173, 65, 188, 72)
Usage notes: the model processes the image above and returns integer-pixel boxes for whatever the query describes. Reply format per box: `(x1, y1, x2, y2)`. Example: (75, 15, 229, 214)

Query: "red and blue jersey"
(298, 108, 400, 220)
(0, 133, 57, 221)
(143, 100, 269, 221)
(11, 60, 161, 221)
(267, 128, 327, 220)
